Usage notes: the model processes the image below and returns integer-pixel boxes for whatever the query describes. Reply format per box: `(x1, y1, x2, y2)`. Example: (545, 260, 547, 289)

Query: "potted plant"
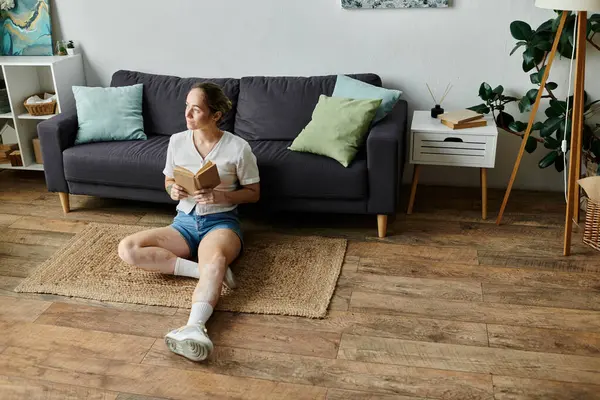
(66, 40, 76, 55)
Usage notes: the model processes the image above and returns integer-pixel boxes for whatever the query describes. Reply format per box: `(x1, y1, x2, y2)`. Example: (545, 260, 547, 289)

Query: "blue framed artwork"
(1, 0, 53, 56)
(342, 0, 449, 8)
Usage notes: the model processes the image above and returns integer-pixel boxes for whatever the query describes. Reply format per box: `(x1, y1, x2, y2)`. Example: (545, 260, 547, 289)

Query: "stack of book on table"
(437, 109, 487, 130)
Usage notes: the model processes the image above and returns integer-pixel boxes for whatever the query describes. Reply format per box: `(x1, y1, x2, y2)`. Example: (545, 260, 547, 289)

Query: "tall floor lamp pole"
(496, 0, 600, 257)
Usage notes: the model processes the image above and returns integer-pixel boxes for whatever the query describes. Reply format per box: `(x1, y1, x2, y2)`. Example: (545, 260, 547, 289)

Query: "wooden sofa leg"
(377, 215, 388, 238)
(59, 192, 70, 214)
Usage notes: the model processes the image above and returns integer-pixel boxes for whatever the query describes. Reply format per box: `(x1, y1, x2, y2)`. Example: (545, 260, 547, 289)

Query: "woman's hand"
(193, 188, 227, 205)
(168, 184, 189, 201)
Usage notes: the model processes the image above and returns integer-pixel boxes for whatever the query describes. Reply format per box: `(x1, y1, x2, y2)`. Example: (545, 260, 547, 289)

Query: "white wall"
(52, 0, 600, 192)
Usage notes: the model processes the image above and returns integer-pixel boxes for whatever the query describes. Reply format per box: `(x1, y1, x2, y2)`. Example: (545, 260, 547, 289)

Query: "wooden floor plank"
(115, 394, 169, 400)
(326, 388, 429, 400)
(341, 272, 483, 302)
(0, 242, 59, 260)
(0, 202, 144, 225)
(1, 346, 328, 400)
(0, 375, 119, 400)
(482, 283, 600, 311)
(0, 256, 40, 277)
(0, 214, 21, 227)
(193, 310, 489, 347)
(0, 228, 72, 247)
(492, 375, 600, 400)
(358, 259, 600, 291)
(350, 291, 600, 332)
(0, 321, 155, 363)
(36, 302, 341, 358)
(347, 242, 479, 265)
(0, 296, 51, 323)
(487, 324, 600, 357)
(338, 334, 600, 384)
(477, 250, 600, 273)
(8, 216, 89, 233)
(142, 343, 494, 400)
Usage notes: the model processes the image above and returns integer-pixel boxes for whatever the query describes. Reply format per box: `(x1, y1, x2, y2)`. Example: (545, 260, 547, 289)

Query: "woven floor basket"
(583, 198, 600, 252)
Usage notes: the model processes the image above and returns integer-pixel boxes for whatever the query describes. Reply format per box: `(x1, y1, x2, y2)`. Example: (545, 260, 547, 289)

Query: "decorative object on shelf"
(0, 0, 53, 56)
(24, 92, 57, 116)
(426, 82, 452, 118)
(8, 149, 22, 166)
(495, 0, 600, 257)
(32, 137, 43, 164)
(342, 0, 448, 9)
(0, 79, 9, 114)
(0, 122, 17, 143)
(0, 142, 18, 162)
(579, 176, 600, 252)
(55, 39, 67, 56)
(66, 40, 76, 55)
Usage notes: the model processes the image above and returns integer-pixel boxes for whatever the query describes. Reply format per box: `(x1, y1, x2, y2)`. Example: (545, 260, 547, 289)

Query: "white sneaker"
(224, 267, 237, 289)
(164, 324, 214, 362)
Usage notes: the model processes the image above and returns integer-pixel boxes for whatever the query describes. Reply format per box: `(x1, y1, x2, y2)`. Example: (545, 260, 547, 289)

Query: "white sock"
(174, 258, 200, 278)
(187, 302, 213, 326)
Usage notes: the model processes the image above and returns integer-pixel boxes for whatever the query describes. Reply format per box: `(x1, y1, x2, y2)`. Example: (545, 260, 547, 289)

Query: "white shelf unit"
(0, 55, 85, 171)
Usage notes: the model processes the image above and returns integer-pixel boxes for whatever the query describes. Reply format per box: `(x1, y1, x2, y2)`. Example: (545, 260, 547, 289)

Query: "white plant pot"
(66, 48, 75, 55)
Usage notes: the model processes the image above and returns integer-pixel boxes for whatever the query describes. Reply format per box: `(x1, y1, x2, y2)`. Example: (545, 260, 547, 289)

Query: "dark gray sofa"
(38, 70, 408, 237)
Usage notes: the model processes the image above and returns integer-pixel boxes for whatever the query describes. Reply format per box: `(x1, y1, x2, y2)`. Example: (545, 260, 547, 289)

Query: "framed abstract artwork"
(1, 0, 53, 56)
(342, 0, 449, 8)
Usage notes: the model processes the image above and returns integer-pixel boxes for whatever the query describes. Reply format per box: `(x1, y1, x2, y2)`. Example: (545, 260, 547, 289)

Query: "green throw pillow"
(288, 95, 382, 167)
(73, 84, 146, 145)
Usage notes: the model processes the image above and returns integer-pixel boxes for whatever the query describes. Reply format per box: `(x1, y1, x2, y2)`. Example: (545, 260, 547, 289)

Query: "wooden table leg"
(481, 168, 487, 220)
(407, 165, 421, 214)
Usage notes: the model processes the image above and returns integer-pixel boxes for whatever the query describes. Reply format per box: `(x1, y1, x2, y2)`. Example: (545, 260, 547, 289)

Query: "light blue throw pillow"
(332, 75, 402, 123)
(72, 84, 146, 145)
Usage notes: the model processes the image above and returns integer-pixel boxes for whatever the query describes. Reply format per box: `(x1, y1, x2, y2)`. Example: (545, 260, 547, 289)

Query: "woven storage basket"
(24, 92, 57, 116)
(583, 197, 600, 252)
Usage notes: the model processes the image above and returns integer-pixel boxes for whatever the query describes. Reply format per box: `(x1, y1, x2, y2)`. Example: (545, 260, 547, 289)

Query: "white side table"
(407, 110, 499, 219)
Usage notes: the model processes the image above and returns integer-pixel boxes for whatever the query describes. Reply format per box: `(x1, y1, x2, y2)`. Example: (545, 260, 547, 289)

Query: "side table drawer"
(412, 131, 497, 167)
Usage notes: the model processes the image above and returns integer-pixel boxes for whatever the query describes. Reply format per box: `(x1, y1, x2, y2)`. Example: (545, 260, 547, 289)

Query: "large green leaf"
(546, 82, 558, 91)
(533, 121, 544, 131)
(555, 154, 564, 172)
(518, 96, 532, 113)
(526, 89, 539, 103)
(468, 104, 490, 114)
(525, 136, 538, 153)
(539, 151, 558, 168)
(540, 117, 562, 137)
(523, 58, 536, 73)
(545, 106, 561, 119)
(536, 19, 554, 33)
(510, 41, 528, 56)
(550, 99, 567, 115)
(497, 112, 515, 129)
(511, 21, 534, 40)
(478, 83, 493, 101)
(523, 48, 535, 66)
(509, 121, 527, 132)
(544, 136, 560, 149)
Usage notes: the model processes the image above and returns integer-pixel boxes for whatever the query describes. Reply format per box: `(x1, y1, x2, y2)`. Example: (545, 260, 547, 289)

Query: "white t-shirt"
(163, 130, 260, 216)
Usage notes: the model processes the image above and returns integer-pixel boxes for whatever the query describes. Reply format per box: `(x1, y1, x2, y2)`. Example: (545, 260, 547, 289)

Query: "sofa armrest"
(38, 110, 78, 193)
(366, 100, 408, 215)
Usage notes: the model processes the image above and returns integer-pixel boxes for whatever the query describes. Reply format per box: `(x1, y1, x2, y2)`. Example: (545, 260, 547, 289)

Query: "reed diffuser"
(426, 83, 453, 118)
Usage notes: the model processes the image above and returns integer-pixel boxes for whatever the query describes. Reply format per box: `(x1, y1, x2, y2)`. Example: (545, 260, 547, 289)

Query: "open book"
(173, 161, 221, 194)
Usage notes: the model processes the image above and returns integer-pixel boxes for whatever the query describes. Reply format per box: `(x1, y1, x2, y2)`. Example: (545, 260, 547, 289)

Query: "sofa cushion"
(235, 73, 382, 141)
(250, 140, 367, 200)
(64, 135, 169, 191)
(111, 70, 240, 136)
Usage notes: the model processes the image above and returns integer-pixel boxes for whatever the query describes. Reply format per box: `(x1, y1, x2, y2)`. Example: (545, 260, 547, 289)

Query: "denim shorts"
(170, 208, 243, 260)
